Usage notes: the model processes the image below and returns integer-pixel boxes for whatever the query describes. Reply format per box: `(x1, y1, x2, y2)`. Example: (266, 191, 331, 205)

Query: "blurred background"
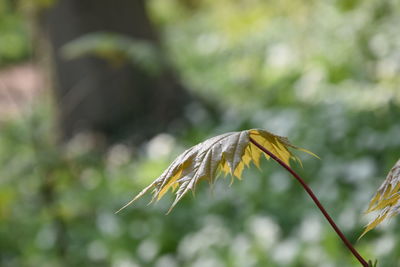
(1, 0, 400, 266)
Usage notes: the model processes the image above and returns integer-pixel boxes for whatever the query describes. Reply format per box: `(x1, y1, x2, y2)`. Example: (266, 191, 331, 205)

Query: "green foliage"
(1, 0, 400, 266)
(1, 98, 400, 266)
(369, 259, 378, 267)
(62, 32, 163, 74)
(0, 0, 30, 66)
(150, 0, 400, 110)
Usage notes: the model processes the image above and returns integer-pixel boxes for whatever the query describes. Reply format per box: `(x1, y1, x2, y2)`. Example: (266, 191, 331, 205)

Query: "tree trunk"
(40, 0, 191, 143)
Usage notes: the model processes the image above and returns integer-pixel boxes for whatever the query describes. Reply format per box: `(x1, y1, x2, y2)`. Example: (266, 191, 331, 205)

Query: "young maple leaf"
(117, 129, 317, 213)
(361, 159, 400, 238)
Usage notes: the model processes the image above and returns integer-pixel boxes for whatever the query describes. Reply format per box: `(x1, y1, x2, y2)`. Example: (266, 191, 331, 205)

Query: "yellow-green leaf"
(117, 129, 316, 213)
(361, 159, 400, 238)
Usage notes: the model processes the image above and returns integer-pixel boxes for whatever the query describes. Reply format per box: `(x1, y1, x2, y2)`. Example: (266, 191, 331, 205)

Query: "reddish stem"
(249, 138, 369, 267)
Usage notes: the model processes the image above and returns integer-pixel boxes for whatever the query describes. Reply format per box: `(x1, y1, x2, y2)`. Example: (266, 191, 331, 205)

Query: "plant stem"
(249, 138, 369, 267)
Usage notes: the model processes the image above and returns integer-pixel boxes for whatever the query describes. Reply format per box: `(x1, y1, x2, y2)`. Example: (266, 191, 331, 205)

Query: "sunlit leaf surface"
(118, 129, 316, 213)
(361, 159, 400, 237)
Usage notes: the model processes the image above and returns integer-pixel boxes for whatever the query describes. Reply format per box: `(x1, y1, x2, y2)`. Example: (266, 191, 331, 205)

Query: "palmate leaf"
(117, 129, 317, 213)
(361, 159, 400, 237)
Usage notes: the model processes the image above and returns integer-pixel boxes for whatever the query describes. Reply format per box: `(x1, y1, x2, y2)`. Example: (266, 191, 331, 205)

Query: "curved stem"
(250, 138, 369, 267)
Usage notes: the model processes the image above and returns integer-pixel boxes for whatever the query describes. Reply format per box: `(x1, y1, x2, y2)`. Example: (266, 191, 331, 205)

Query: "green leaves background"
(1, 0, 400, 266)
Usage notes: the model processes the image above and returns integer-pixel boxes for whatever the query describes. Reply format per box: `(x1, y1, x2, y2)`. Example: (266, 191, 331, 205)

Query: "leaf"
(368, 259, 378, 267)
(361, 159, 400, 238)
(62, 32, 162, 73)
(117, 129, 317, 213)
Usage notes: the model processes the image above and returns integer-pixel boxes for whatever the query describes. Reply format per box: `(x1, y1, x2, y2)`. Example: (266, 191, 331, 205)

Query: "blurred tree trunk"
(40, 0, 191, 143)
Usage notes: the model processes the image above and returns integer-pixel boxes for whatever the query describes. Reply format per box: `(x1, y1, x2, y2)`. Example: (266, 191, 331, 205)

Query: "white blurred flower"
(137, 239, 159, 262)
(107, 144, 131, 167)
(272, 238, 299, 265)
(247, 215, 280, 250)
(155, 254, 178, 267)
(147, 133, 176, 159)
(87, 240, 108, 261)
(97, 212, 121, 238)
(298, 214, 322, 243)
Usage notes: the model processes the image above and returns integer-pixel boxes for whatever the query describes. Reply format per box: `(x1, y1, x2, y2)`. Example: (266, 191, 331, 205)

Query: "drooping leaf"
(62, 32, 162, 73)
(361, 159, 400, 238)
(117, 129, 317, 213)
(368, 259, 378, 267)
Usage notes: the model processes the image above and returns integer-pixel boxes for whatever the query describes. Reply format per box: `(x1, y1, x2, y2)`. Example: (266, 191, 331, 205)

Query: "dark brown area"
(41, 0, 192, 143)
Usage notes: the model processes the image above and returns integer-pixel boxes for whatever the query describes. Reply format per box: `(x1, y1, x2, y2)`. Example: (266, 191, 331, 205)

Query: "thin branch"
(249, 137, 370, 267)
